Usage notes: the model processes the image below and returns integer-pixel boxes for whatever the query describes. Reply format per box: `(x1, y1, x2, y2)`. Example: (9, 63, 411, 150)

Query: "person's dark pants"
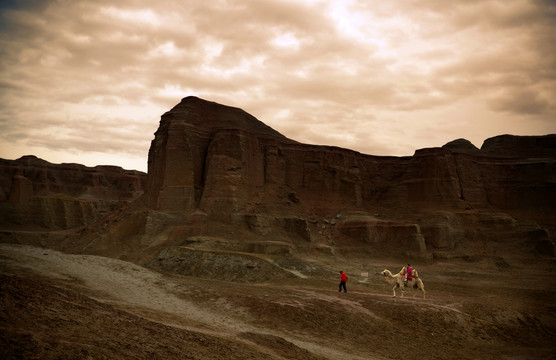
(339, 281, 347, 292)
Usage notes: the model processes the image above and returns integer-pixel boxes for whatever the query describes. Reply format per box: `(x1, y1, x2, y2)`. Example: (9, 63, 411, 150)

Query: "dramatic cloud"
(1, 0, 554, 171)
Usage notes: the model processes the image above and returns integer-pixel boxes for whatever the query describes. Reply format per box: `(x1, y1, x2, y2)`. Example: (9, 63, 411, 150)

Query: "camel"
(381, 267, 426, 299)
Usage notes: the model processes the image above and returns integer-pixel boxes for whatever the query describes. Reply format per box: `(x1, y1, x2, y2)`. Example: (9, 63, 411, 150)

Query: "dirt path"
(0, 244, 264, 333)
(0, 244, 380, 359)
(1, 243, 555, 359)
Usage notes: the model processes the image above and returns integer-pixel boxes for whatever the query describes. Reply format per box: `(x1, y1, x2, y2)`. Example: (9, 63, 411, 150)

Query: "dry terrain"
(1, 243, 554, 360)
(1, 102, 554, 359)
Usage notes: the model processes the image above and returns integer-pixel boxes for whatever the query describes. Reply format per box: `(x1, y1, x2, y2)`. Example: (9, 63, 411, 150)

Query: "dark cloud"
(489, 89, 551, 115)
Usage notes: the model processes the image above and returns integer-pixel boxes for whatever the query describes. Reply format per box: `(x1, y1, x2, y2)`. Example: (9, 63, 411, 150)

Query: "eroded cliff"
(1, 97, 554, 268)
(141, 97, 555, 263)
(0, 156, 146, 232)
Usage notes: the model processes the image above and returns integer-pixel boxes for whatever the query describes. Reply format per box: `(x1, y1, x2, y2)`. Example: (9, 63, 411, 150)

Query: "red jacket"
(406, 267, 413, 281)
(340, 272, 348, 282)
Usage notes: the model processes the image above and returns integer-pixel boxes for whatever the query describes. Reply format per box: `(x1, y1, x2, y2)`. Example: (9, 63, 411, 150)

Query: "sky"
(1, 0, 555, 172)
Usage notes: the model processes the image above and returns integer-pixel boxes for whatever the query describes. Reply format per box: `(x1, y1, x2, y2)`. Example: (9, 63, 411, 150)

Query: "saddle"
(403, 267, 419, 287)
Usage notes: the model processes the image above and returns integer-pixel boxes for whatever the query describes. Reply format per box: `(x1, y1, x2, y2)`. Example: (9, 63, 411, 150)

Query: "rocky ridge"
(143, 98, 555, 263)
(1, 97, 555, 360)
(0, 156, 145, 233)
(1, 97, 554, 277)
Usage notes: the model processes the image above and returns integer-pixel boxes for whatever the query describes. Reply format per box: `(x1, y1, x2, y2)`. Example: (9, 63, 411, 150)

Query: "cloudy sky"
(1, 0, 555, 172)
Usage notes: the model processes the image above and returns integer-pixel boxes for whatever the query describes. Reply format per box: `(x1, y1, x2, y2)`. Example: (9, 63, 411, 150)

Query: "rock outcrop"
(0, 156, 146, 231)
(140, 97, 555, 261)
(2, 97, 553, 266)
(481, 134, 556, 158)
(146, 96, 294, 213)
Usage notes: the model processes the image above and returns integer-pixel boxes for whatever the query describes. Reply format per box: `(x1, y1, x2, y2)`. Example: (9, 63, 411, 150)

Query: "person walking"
(339, 271, 348, 293)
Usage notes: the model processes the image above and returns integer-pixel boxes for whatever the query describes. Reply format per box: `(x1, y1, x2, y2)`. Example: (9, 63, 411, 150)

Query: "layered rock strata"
(2, 97, 552, 264)
(143, 97, 555, 259)
(0, 156, 146, 230)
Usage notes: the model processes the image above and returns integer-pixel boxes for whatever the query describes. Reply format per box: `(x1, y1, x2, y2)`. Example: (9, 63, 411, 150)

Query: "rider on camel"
(404, 264, 412, 286)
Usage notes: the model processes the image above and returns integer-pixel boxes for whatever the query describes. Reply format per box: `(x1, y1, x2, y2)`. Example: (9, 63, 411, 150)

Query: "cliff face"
(0, 156, 146, 230)
(143, 97, 555, 259)
(147, 98, 480, 215)
(1, 97, 553, 263)
(146, 96, 292, 213)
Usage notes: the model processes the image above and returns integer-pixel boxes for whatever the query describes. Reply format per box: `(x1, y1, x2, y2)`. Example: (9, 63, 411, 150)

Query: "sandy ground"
(1, 243, 555, 359)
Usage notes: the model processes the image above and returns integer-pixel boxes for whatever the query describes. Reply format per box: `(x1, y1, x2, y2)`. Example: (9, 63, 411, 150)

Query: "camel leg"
(392, 285, 397, 297)
(418, 281, 426, 299)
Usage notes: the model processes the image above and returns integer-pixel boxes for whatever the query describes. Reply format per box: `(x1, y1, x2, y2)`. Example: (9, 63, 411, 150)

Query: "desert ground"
(1, 243, 555, 360)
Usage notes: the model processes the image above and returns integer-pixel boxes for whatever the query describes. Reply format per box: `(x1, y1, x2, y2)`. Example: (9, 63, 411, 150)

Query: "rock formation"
(141, 97, 555, 262)
(1, 97, 554, 268)
(0, 156, 146, 231)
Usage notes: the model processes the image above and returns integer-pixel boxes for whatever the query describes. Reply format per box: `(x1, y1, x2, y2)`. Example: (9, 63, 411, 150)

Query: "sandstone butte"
(0, 96, 555, 273)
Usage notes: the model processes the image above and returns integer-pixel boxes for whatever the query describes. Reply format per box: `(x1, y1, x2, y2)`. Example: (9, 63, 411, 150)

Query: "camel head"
(381, 270, 391, 277)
